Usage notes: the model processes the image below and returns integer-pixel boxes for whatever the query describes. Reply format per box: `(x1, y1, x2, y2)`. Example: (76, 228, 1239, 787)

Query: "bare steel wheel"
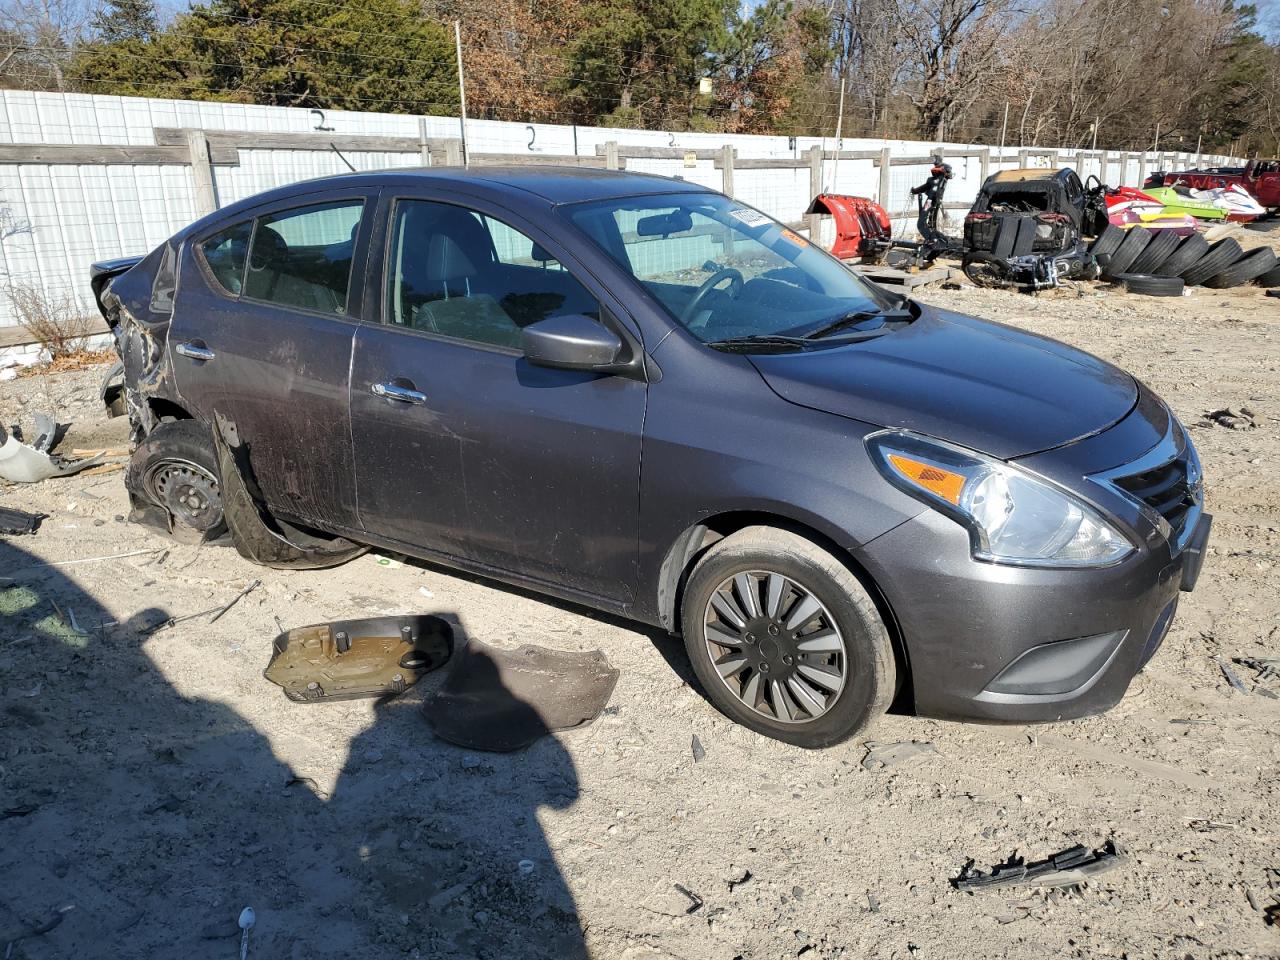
(144, 459, 221, 531)
(703, 571, 846, 723)
(125, 419, 226, 538)
(680, 526, 896, 748)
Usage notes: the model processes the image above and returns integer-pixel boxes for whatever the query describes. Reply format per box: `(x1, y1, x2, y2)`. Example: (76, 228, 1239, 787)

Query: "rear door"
(349, 191, 647, 603)
(171, 191, 374, 530)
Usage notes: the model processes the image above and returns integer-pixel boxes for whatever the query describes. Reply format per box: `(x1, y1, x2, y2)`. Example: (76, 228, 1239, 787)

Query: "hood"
(749, 306, 1138, 459)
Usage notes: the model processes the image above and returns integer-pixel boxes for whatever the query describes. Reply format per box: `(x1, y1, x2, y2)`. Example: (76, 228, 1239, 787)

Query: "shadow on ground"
(0, 540, 586, 959)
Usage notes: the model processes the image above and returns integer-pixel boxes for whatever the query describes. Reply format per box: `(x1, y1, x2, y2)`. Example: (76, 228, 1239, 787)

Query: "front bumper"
(854, 398, 1207, 724)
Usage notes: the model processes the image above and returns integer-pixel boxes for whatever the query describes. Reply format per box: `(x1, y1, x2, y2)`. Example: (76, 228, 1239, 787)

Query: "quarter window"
(386, 199, 599, 349)
(199, 221, 251, 295)
(243, 201, 363, 314)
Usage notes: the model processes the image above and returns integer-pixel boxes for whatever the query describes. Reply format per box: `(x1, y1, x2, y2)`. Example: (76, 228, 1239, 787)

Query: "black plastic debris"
(0, 506, 43, 535)
(673, 883, 703, 914)
(953, 841, 1124, 892)
(1236, 656, 1280, 682)
(424, 640, 618, 752)
(691, 734, 706, 762)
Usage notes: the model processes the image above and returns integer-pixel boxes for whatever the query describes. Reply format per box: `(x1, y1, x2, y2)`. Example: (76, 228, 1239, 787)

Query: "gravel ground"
(1, 234, 1279, 960)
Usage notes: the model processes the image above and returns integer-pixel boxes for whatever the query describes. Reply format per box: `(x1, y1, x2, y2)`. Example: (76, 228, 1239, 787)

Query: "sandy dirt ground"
(2, 229, 1279, 960)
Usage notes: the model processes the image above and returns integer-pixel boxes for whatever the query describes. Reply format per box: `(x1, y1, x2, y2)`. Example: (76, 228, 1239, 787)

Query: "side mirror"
(521, 315, 624, 371)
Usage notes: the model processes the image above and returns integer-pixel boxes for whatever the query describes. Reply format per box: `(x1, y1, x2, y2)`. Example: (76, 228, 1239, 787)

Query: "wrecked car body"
(962, 168, 1102, 289)
(93, 167, 1210, 748)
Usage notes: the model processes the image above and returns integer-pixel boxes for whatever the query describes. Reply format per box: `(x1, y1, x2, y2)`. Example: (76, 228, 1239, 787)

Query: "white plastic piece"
(0, 420, 104, 483)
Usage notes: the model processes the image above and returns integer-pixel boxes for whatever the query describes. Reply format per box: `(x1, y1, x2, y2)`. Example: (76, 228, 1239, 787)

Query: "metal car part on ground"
(264, 615, 453, 702)
(0, 419, 104, 484)
(423, 639, 619, 752)
(953, 842, 1124, 892)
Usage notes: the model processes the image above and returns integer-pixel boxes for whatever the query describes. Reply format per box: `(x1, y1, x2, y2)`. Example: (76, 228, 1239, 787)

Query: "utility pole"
(829, 11, 848, 193)
(1152, 121, 1160, 153)
(1195, 133, 1202, 166)
(1091, 117, 1099, 152)
(454, 20, 468, 165)
(997, 102, 1009, 158)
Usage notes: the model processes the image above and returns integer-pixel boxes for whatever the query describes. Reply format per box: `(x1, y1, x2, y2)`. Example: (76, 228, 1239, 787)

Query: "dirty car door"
(171, 193, 372, 529)
(349, 194, 646, 603)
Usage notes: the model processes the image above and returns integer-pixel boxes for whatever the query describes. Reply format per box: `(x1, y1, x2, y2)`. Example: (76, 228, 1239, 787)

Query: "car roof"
(186, 165, 714, 237)
(988, 167, 1075, 184)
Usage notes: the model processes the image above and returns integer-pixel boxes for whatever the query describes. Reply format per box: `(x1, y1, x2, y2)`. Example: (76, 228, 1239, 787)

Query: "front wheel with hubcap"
(680, 527, 896, 748)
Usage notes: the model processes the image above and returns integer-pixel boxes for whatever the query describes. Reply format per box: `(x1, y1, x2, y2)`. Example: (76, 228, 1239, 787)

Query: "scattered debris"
(1, 904, 73, 952)
(0, 418, 104, 483)
(238, 906, 255, 960)
(861, 740, 935, 771)
(691, 734, 706, 762)
(1187, 818, 1236, 832)
(208, 578, 262, 623)
(726, 866, 752, 891)
(1202, 406, 1257, 430)
(0, 506, 43, 535)
(517, 859, 536, 877)
(1215, 656, 1250, 694)
(2, 804, 37, 819)
(424, 640, 618, 752)
(1236, 656, 1280, 682)
(953, 841, 1124, 892)
(865, 891, 880, 913)
(673, 883, 704, 914)
(264, 615, 453, 702)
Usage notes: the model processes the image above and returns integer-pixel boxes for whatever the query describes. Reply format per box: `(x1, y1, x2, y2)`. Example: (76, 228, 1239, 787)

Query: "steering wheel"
(681, 267, 744, 327)
(1084, 174, 1103, 194)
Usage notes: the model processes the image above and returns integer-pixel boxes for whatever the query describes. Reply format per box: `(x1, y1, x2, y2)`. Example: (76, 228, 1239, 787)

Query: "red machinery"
(806, 194, 893, 260)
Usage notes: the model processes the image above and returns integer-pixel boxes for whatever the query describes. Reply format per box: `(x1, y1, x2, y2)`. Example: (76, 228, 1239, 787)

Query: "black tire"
(1103, 227, 1153, 276)
(1089, 224, 1125, 259)
(1108, 272, 1185, 297)
(1204, 246, 1278, 289)
(1182, 237, 1244, 287)
(1154, 234, 1209, 278)
(1254, 263, 1280, 287)
(679, 527, 896, 748)
(1127, 230, 1182, 275)
(125, 419, 226, 538)
(962, 252, 1013, 288)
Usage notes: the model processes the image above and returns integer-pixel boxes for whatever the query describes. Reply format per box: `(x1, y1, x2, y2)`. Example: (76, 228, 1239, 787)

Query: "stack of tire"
(1089, 224, 1278, 297)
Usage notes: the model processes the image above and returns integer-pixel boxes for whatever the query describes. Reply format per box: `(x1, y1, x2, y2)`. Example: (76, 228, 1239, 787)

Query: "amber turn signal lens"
(886, 453, 966, 505)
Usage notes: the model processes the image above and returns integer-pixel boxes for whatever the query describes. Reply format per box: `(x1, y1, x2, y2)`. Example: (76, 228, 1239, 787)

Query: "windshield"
(563, 192, 892, 343)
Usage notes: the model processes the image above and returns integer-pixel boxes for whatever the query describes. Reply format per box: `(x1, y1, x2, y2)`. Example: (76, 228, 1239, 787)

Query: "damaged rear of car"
(962, 168, 1101, 289)
(92, 233, 362, 567)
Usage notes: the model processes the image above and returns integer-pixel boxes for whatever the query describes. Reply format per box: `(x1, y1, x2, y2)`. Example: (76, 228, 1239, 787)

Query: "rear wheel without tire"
(125, 419, 225, 538)
(680, 527, 896, 748)
(962, 253, 1013, 288)
(1204, 246, 1278, 288)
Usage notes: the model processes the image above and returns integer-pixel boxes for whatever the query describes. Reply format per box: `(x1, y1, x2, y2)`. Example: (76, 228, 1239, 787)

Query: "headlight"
(867, 430, 1134, 568)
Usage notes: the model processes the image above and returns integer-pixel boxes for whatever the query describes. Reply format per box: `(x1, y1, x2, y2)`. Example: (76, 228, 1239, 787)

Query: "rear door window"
(199, 222, 252, 295)
(244, 201, 364, 315)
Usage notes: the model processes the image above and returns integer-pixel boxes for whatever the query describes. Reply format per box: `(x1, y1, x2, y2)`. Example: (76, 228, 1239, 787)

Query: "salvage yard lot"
(2, 248, 1279, 959)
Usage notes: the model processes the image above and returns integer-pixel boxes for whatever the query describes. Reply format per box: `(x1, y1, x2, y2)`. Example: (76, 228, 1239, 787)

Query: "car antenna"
(329, 143, 356, 173)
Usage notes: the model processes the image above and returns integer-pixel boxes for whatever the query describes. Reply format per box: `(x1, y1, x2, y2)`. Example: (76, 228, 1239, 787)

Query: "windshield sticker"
(781, 228, 809, 247)
(729, 207, 772, 228)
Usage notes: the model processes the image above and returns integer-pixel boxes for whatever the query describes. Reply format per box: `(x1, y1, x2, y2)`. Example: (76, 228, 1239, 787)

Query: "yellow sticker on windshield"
(781, 228, 809, 247)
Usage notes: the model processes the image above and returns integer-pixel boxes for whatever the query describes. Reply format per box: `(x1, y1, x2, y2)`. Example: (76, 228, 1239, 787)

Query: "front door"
(170, 193, 372, 530)
(349, 195, 646, 603)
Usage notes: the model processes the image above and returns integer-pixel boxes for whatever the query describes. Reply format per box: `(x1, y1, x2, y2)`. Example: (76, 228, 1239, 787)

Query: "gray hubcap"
(702, 571, 846, 724)
(145, 459, 221, 530)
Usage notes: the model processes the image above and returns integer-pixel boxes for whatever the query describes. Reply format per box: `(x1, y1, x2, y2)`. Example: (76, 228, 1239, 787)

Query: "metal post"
(1152, 122, 1160, 153)
(454, 20, 468, 166)
(997, 102, 1008, 158)
(979, 146, 991, 183)
(604, 141, 619, 171)
(878, 146, 891, 208)
(186, 129, 217, 216)
(1091, 117, 1098, 152)
(1195, 134, 1202, 167)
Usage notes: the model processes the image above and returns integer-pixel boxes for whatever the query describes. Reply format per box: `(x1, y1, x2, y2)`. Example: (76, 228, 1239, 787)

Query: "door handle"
(175, 341, 215, 362)
(371, 381, 427, 405)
